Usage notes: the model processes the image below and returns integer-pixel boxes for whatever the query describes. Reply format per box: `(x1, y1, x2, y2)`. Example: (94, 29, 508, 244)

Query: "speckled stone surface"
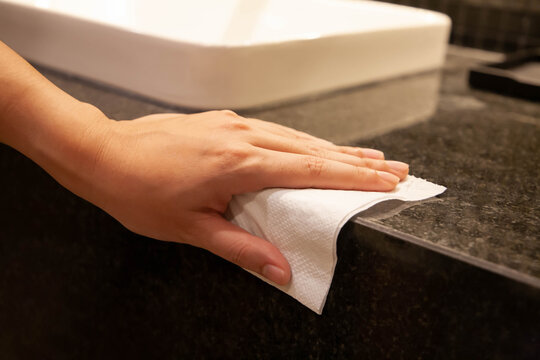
(351, 58, 540, 283)
(1, 47, 539, 359)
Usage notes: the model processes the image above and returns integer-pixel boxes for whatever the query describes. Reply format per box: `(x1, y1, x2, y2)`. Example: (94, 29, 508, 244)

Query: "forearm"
(0, 41, 112, 199)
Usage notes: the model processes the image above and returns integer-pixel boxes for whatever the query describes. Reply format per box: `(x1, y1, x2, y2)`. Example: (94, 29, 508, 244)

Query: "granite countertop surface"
(1, 46, 539, 358)
(350, 57, 540, 285)
(249, 47, 540, 286)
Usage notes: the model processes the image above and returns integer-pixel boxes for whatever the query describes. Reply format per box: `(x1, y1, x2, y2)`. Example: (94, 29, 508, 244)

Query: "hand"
(0, 41, 408, 285)
(83, 110, 408, 285)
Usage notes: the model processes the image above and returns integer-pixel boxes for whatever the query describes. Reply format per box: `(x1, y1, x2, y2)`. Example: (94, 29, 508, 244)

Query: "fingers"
(254, 150, 403, 191)
(242, 118, 407, 181)
(195, 214, 291, 285)
(344, 147, 385, 160)
(246, 117, 385, 160)
(252, 136, 408, 179)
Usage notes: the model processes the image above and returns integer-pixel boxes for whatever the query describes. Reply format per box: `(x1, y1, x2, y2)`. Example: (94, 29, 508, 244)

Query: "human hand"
(82, 110, 408, 285)
(0, 41, 408, 285)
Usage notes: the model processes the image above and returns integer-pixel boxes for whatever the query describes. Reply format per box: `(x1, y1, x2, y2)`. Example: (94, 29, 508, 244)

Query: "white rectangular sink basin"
(0, 0, 450, 109)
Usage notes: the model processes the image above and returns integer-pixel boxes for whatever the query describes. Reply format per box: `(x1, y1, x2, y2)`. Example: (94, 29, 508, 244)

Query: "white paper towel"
(226, 175, 446, 314)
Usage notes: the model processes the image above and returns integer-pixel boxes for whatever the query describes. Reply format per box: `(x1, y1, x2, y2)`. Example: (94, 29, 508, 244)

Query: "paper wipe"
(226, 175, 446, 314)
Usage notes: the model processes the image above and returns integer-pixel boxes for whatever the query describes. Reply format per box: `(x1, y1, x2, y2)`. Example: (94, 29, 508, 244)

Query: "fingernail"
(377, 171, 400, 184)
(386, 160, 409, 173)
(360, 148, 385, 159)
(262, 264, 286, 284)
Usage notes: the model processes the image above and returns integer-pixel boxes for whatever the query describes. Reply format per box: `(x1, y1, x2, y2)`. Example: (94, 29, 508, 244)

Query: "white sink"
(0, 0, 450, 109)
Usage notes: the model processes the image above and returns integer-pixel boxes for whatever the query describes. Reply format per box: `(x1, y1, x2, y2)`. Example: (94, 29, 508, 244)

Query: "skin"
(0, 41, 409, 285)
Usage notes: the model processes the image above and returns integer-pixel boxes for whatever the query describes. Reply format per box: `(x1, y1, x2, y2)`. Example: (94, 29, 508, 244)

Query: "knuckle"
(219, 113, 251, 132)
(228, 119, 251, 131)
(220, 109, 239, 117)
(307, 145, 327, 159)
(217, 144, 253, 171)
(354, 164, 363, 178)
(303, 156, 325, 177)
(226, 144, 250, 162)
(355, 158, 370, 168)
(354, 164, 371, 181)
(228, 240, 251, 265)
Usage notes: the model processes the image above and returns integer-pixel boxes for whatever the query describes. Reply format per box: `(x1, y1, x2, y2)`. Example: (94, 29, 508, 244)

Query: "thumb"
(196, 214, 291, 285)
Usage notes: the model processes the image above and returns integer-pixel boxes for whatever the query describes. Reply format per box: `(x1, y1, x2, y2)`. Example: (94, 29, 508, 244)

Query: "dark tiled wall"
(375, 0, 540, 52)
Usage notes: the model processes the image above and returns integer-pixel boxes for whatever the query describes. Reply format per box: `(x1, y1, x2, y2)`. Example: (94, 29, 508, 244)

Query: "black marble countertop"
(1, 46, 539, 359)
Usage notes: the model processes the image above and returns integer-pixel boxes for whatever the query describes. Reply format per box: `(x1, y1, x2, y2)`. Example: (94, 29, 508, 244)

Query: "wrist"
(0, 41, 117, 208)
(38, 101, 116, 202)
(15, 92, 116, 203)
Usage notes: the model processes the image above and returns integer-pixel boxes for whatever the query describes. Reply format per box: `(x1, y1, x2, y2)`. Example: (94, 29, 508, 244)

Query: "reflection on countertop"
(243, 69, 441, 144)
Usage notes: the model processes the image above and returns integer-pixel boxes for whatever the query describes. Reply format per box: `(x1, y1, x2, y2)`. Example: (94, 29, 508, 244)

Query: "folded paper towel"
(226, 175, 446, 314)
